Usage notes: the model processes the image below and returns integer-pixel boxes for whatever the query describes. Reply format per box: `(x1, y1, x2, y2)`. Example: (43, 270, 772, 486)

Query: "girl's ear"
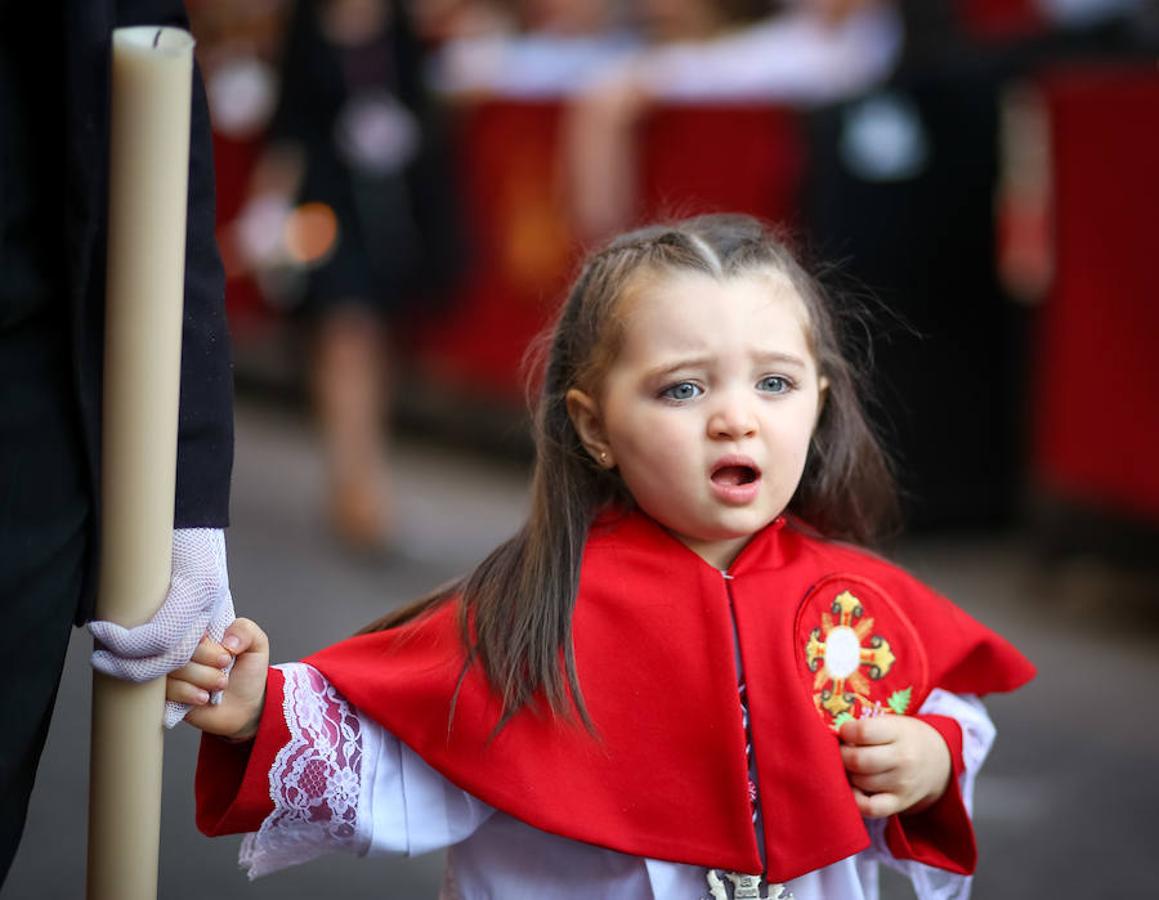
(814, 375, 830, 430)
(565, 388, 615, 468)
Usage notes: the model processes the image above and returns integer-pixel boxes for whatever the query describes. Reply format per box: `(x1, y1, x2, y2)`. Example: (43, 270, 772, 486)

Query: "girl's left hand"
(166, 618, 270, 741)
(838, 717, 952, 819)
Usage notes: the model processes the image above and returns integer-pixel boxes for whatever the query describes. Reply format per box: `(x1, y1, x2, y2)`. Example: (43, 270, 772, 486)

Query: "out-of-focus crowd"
(191, 0, 1150, 252)
(185, 0, 1158, 553)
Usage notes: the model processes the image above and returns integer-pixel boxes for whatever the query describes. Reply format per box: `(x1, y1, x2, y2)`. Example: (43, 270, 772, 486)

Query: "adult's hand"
(89, 527, 235, 727)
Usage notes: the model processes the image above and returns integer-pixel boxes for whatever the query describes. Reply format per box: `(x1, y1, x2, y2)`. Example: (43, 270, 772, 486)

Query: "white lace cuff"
(239, 663, 377, 878)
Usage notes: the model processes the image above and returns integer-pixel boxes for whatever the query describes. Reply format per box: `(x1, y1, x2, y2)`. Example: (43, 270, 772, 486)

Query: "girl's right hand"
(166, 617, 270, 742)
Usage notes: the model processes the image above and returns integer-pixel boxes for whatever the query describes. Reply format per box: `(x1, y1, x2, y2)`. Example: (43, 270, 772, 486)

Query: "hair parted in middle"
(363, 213, 898, 730)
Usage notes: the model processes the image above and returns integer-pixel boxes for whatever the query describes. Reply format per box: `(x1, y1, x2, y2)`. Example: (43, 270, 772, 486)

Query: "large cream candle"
(88, 26, 194, 900)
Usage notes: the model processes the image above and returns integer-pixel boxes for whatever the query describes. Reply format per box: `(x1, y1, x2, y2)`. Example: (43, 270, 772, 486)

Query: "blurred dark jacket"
(268, 0, 466, 314)
(0, 0, 233, 622)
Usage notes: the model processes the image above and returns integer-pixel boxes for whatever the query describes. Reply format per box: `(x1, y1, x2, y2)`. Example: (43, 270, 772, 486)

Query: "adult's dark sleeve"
(117, 0, 234, 528)
(173, 59, 234, 527)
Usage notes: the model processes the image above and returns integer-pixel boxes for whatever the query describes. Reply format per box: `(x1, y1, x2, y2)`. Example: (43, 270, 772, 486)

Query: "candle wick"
(153, 29, 162, 48)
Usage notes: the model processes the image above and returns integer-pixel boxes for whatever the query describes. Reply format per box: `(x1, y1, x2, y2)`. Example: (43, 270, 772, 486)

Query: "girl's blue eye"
(660, 382, 702, 401)
(757, 375, 792, 394)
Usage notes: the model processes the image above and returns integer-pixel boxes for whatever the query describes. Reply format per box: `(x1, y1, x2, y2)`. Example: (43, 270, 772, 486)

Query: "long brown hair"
(361, 214, 898, 727)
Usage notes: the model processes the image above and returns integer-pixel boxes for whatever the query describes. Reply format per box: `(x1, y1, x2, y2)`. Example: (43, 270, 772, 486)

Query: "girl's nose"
(708, 397, 758, 440)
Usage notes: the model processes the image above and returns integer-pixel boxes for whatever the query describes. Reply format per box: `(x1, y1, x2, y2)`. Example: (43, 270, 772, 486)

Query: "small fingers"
(840, 742, 896, 775)
(165, 676, 211, 707)
(190, 636, 233, 669)
(849, 771, 900, 795)
(839, 717, 901, 747)
(221, 618, 268, 657)
(170, 660, 229, 693)
(852, 788, 902, 819)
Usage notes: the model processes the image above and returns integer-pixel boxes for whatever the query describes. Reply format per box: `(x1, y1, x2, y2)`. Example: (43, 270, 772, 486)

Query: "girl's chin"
(667, 528, 762, 570)
(665, 513, 777, 542)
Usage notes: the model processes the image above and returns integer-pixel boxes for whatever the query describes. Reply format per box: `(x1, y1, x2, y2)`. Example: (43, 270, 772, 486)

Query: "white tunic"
(239, 664, 993, 899)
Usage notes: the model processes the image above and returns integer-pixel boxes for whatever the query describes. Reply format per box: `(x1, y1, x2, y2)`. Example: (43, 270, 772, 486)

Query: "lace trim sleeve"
(239, 663, 377, 878)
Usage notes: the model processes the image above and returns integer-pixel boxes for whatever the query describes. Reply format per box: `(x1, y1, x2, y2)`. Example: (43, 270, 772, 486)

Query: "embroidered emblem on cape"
(704, 870, 793, 900)
(795, 575, 929, 732)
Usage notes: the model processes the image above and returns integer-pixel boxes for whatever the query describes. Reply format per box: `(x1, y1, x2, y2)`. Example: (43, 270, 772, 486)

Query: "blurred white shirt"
(620, 5, 903, 106)
(428, 30, 640, 98)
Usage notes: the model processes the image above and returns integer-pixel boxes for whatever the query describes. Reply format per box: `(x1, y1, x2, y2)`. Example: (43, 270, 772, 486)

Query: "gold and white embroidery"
(804, 589, 912, 730)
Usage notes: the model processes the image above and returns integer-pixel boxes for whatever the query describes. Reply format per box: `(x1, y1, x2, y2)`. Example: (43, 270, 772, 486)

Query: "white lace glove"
(89, 527, 236, 729)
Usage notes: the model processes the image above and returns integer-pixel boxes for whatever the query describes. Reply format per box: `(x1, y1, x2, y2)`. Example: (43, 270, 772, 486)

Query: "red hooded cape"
(197, 510, 1034, 883)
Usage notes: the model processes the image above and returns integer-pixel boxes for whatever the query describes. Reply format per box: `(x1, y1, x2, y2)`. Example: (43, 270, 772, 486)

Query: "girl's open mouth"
(709, 458, 762, 503)
(711, 464, 759, 486)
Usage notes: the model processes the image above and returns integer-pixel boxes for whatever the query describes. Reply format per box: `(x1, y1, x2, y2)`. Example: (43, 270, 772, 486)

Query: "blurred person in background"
(0, 0, 234, 886)
(891, 0, 1153, 74)
(410, 0, 517, 45)
(235, 0, 464, 554)
(803, 0, 1155, 533)
(426, 0, 638, 99)
(563, 0, 903, 243)
(187, 0, 288, 337)
(189, 0, 285, 143)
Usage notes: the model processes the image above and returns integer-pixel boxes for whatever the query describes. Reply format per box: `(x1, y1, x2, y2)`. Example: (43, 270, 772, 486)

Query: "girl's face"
(568, 269, 827, 569)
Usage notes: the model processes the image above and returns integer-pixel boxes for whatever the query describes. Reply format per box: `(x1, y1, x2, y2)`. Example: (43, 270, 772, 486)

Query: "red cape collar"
(306, 510, 1034, 881)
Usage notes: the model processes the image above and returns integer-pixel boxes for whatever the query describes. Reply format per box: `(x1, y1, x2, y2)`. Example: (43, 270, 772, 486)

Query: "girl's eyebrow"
(643, 351, 808, 382)
(751, 350, 808, 370)
(642, 357, 713, 381)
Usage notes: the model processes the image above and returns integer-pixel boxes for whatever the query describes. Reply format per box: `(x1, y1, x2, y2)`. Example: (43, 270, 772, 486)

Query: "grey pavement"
(4, 397, 1157, 898)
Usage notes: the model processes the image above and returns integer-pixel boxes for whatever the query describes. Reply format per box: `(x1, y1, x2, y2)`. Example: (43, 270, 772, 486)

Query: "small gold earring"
(599, 451, 608, 465)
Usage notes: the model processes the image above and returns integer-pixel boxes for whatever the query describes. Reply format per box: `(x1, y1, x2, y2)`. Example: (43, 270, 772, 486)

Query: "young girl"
(174, 214, 1034, 899)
